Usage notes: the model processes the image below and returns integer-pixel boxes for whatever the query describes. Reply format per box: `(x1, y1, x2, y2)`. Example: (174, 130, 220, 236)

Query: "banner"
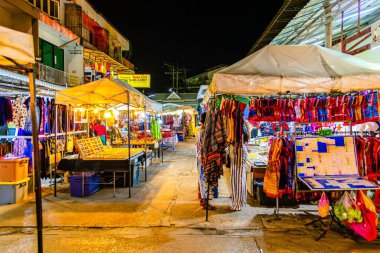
(118, 74, 150, 88)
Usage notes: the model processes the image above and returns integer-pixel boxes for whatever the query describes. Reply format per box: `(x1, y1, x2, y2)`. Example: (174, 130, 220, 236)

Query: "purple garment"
(0, 97, 12, 125)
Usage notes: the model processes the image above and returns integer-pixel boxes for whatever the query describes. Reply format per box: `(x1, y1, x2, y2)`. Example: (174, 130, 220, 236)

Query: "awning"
(84, 48, 134, 74)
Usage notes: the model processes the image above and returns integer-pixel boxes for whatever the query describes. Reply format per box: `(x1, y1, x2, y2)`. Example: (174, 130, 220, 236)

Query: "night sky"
(86, 0, 283, 93)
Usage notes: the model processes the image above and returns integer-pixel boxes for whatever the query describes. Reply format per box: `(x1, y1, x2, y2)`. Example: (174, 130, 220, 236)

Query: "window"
(43, 0, 48, 13)
(49, 0, 59, 19)
(35, 0, 41, 9)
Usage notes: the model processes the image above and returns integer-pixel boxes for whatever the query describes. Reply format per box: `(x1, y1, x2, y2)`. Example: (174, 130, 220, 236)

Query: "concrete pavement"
(0, 139, 379, 252)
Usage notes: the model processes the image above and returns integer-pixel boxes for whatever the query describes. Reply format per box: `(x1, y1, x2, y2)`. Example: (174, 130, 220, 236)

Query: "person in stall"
(91, 119, 108, 145)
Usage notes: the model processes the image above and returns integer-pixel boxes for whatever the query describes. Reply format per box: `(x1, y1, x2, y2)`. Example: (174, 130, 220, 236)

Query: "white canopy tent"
(208, 44, 380, 97)
(0, 25, 35, 65)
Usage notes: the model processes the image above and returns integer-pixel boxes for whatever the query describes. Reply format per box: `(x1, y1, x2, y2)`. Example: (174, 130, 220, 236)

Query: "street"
(0, 139, 379, 253)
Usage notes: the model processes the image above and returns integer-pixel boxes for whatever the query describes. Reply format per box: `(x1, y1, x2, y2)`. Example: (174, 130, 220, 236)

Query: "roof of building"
(248, 0, 309, 55)
(151, 92, 197, 102)
(270, 0, 380, 49)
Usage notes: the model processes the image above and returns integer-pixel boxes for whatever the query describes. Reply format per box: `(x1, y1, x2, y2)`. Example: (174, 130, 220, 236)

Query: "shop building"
(62, 0, 135, 83)
(0, 0, 135, 94)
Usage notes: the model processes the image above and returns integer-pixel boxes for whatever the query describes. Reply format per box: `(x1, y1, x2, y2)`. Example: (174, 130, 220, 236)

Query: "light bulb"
(94, 109, 99, 114)
(104, 111, 111, 118)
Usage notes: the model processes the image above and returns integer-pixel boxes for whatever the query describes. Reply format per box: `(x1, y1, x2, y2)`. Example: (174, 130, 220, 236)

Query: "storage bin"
(0, 179, 28, 205)
(69, 173, 100, 197)
(0, 158, 29, 182)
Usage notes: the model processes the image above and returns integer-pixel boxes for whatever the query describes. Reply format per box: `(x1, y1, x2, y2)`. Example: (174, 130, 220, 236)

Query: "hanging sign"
(118, 74, 151, 88)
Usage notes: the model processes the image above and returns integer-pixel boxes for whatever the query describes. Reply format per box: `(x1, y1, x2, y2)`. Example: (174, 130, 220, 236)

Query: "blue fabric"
(99, 135, 106, 145)
(243, 106, 249, 120)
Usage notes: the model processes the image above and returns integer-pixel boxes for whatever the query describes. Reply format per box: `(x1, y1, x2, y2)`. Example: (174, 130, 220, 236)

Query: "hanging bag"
(334, 191, 360, 223)
(345, 190, 378, 241)
(318, 191, 330, 217)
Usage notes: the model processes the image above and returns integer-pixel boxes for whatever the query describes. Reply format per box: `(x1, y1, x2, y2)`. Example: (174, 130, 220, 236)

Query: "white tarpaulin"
(210, 44, 380, 95)
(0, 25, 35, 65)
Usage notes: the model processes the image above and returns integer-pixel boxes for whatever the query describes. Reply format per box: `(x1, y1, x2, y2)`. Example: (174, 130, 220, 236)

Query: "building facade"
(0, 0, 134, 95)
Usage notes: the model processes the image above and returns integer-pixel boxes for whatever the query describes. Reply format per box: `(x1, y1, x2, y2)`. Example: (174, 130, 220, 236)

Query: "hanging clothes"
(0, 97, 13, 126)
(229, 144, 248, 211)
(12, 96, 28, 129)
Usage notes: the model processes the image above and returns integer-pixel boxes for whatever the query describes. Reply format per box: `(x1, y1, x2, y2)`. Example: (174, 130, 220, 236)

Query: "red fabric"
(92, 124, 108, 138)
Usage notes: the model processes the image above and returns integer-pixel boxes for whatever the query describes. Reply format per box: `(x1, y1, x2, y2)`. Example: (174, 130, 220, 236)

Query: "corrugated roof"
(248, 0, 309, 55)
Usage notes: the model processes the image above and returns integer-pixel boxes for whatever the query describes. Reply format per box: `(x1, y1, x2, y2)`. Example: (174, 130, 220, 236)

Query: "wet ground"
(0, 139, 379, 252)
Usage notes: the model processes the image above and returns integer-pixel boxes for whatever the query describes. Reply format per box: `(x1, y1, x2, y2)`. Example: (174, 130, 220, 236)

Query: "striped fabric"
(230, 144, 248, 211)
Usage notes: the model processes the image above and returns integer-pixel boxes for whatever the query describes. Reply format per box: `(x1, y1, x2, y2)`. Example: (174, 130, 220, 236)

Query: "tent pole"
(144, 102, 147, 182)
(54, 104, 58, 197)
(28, 65, 43, 252)
(128, 92, 131, 198)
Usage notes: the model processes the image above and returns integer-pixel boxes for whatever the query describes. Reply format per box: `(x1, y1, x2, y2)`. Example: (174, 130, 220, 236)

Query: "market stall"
(108, 81, 163, 164)
(0, 25, 43, 250)
(201, 44, 380, 240)
(162, 103, 197, 140)
(55, 78, 150, 198)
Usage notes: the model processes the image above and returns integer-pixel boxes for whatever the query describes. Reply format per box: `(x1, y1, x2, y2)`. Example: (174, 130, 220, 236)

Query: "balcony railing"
(38, 63, 82, 87)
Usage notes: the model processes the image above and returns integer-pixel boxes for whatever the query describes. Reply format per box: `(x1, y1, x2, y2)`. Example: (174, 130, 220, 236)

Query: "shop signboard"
(118, 74, 150, 88)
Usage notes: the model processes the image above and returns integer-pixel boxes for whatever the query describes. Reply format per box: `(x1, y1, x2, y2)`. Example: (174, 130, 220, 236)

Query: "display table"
(161, 135, 178, 151)
(56, 137, 146, 198)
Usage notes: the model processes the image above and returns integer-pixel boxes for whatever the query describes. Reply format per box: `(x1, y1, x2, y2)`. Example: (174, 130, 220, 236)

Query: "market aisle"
(0, 139, 379, 252)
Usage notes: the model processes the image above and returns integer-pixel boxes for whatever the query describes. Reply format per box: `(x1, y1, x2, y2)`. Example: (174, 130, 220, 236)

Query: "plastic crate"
(69, 173, 100, 197)
(0, 179, 28, 205)
(0, 158, 29, 182)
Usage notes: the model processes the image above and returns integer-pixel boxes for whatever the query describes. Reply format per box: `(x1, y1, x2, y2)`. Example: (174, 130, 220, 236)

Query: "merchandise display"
(246, 137, 270, 166)
(75, 137, 145, 160)
(295, 136, 379, 191)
